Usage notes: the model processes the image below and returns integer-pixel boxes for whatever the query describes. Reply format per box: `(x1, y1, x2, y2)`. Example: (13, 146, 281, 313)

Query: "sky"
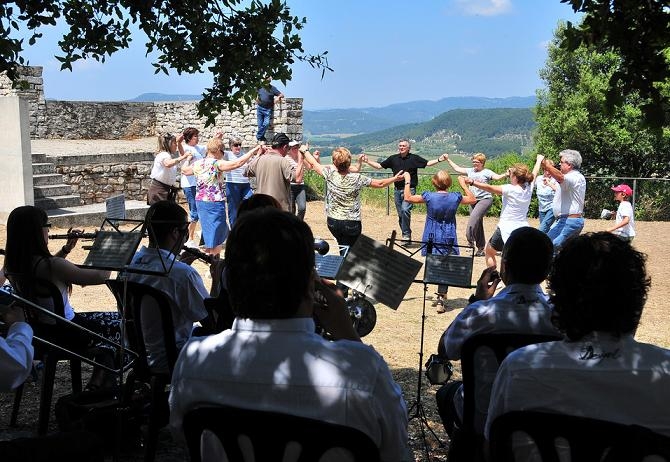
(17, 0, 581, 110)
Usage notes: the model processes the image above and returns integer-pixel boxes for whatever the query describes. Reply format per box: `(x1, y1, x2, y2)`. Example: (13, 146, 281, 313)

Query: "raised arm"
(457, 176, 477, 206)
(426, 153, 448, 167)
(531, 154, 544, 181)
(369, 170, 404, 189)
(362, 154, 383, 170)
(444, 154, 469, 174)
(490, 169, 509, 181)
(402, 172, 425, 203)
(161, 150, 191, 169)
(466, 176, 503, 196)
(303, 150, 325, 176)
(216, 144, 260, 172)
(348, 153, 365, 173)
(541, 157, 565, 183)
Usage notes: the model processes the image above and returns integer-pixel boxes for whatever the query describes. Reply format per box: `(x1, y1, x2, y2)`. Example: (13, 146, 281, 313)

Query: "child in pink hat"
(606, 184, 636, 241)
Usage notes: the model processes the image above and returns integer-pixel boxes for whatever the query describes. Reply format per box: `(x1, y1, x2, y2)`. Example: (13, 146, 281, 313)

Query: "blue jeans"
(547, 216, 584, 249)
(226, 182, 252, 227)
(393, 188, 414, 238)
(256, 105, 273, 140)
(291, 184, 307, 220)
(183, 185, 198, 222)
(538, 209, 555, 234)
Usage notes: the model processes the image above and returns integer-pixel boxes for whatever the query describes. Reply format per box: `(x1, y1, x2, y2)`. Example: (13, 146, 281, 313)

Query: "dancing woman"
(181, 138, 258, 256)
(148, 133, 191, 205)
(403, 171, 476, 312)
(303, 147, 403, 251)
(444, 153, 506, 256)
(465, 155, 543, 268)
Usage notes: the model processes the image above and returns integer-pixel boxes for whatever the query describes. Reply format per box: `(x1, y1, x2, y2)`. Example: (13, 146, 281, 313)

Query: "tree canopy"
(0, 0, 330, 125)
(535, 22, 670, 180)
(560, 0, 670, 127)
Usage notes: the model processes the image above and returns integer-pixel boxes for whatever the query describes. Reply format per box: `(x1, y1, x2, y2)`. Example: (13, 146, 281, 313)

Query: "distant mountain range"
(338, 107, 536, 157)
(305, 96, 536, 135)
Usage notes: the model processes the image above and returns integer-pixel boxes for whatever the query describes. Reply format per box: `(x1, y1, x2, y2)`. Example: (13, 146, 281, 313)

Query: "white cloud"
(454, 0, 512, 16)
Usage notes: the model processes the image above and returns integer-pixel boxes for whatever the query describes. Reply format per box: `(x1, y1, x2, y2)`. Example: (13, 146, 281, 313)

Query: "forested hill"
(339, 108, 535, 157)
(304, 96, 535, 135)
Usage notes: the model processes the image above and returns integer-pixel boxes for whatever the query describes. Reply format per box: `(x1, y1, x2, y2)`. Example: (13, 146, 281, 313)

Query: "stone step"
(34, 195, 82, 210)
(33, 162, 56, 175)
(33, 184, 74, 199)
(33, 173, 65, 186)
(32, 152, 47, 164)
(45, 200, 150, 228)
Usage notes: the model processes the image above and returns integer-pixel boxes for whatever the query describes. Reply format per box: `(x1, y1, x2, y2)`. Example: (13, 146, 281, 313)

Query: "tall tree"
(535, 23, 670, 179)
(560, 0, 670, 127)
(0, 0, 330, 125)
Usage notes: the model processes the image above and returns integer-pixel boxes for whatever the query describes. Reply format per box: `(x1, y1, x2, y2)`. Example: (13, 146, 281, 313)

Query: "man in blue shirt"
(256, 78, 284, 142)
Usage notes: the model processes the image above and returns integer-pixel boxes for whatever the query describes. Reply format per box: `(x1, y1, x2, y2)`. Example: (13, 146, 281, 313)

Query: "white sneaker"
(184, 239, 199, 248)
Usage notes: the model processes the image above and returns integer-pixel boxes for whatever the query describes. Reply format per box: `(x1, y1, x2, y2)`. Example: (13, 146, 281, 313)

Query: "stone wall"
(0, 66, 303, 141)
(51, 152, 154, 204)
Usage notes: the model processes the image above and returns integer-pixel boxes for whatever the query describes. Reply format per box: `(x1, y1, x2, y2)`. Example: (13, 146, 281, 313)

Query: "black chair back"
(106, 279, 178, 377)
(461, 333, 562, 436)
(106, 279, 179, 462)
(183, 406, 381, 462)
(489, 410, 670, 462)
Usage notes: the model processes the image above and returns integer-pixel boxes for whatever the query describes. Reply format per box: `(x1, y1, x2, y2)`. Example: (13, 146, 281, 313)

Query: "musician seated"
(169, 208, 411, 462)
(126, 200, 215, 373)
(3, 205, 120, 390)
(485, 232, 670, 442)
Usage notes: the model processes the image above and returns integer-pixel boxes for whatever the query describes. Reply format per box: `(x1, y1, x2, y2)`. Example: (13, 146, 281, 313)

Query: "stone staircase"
(32, 152, 81, 210)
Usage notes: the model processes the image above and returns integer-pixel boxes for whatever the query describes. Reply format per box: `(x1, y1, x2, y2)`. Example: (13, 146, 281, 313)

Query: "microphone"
(314, 239, 330, 255)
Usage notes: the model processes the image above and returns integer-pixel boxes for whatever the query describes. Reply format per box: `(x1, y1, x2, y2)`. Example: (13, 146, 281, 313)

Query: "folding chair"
(106, 279, 179, 462)
(183, 405, 380, 462)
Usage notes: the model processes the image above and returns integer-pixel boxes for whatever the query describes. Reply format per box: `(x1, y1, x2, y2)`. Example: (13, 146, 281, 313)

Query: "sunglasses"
(232, 143, 242, 147)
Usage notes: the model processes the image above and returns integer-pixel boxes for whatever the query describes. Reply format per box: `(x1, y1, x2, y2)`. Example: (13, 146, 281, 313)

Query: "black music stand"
(388, 232, 476, 460)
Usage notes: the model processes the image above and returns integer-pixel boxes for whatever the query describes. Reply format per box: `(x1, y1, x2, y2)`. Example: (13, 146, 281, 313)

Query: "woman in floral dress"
(181, 138, 259, 256)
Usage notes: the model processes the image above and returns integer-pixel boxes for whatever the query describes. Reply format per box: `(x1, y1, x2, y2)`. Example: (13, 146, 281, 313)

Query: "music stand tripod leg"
(407, 283, 445, 457)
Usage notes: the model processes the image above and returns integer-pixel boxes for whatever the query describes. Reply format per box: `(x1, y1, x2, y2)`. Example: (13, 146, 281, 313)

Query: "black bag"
(55, 388, 146, 451)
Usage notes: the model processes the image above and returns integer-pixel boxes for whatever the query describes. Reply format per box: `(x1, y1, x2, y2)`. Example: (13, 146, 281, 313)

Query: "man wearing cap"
(540, 149, 586, 249)
(606, 184, 636, 241)
(245, 133, 303, 212)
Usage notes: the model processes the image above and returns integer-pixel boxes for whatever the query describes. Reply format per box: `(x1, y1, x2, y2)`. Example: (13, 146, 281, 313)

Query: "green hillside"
(336, 108, 535, 158)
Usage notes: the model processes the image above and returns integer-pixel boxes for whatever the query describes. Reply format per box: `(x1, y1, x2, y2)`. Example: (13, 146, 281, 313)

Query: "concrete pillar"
(0, 96, 33, 223)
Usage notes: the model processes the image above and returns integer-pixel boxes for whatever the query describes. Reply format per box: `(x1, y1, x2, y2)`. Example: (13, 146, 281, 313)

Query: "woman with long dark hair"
(3, 206, 121, 389)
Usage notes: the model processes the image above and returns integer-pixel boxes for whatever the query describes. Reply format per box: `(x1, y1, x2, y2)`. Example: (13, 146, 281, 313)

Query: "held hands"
(474, 266, 502, 301)
(403, 172, 411, 183)
(457, 175, 468, 187)
(393, 170, 405, 182)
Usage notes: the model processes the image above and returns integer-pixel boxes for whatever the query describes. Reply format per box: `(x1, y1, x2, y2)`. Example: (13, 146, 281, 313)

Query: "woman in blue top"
(403, 171, 476, 312)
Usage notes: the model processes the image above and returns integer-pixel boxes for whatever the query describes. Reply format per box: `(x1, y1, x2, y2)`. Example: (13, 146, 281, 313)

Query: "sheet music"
(105, 194, 126, 220)
(81, 230, 143, 271)
(337, 234, 422, 310)
(423, 254, 474, 288)
(315, 254, 345, 279)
